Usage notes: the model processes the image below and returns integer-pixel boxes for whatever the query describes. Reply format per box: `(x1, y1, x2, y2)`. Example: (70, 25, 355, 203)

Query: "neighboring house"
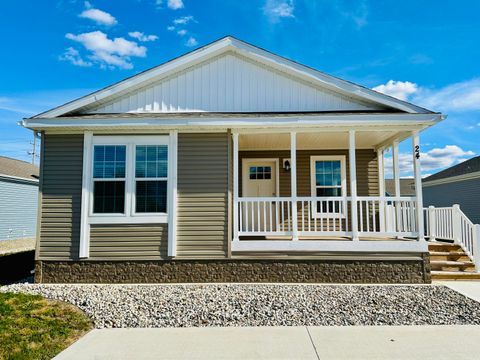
(423, 156, 480, 224)
(21, 37, 445, 284)
(385, 178, 415, 196)
(0, 156, 39, 240)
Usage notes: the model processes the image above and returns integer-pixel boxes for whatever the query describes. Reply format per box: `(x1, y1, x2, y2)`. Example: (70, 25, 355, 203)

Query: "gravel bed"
(2, 284, 480, 328)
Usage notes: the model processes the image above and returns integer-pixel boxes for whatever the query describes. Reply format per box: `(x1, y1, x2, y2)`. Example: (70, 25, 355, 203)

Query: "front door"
(242, 160, 278, 233)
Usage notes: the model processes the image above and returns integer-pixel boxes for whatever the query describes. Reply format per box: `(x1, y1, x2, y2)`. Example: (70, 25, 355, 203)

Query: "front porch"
(232, 129, 425, 253)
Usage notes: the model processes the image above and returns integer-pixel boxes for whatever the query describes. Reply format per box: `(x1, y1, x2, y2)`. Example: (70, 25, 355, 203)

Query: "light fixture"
(283, 159, 291, 172)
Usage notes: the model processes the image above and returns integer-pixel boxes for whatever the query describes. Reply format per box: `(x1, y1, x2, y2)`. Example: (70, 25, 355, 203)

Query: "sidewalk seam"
(305, 326, 321, 360)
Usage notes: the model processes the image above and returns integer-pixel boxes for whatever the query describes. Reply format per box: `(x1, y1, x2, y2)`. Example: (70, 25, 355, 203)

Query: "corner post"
(377, 148, 386, 232)
(290, 132, 298, 241)
(412, 131, 425, 241)
(79, 131, 93, 258)
(232, 133, 239, 242)
(452, 204, 461, 244)
(167, 130, 178, 257)
(349, 130, 359, 241)
(474, 224, 480, 273)
(428, 206, 436, 241)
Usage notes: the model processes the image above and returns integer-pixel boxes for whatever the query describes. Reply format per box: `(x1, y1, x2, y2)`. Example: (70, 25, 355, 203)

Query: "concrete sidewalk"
(439, 281, 480, 302)
(55, 325, 480, 360)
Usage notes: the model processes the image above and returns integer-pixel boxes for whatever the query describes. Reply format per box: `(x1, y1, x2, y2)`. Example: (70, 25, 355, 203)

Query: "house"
(423, 156, 480, 224)
(21, 37, 446, 284)
(385, 178, 415, 196)
(0, 156, 39, 241)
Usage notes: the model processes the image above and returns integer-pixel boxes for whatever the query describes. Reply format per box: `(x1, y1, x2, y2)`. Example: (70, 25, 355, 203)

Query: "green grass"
(0, 292, 92, 360)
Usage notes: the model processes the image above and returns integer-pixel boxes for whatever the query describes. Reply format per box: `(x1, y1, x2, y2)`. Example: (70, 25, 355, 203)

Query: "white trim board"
(423, 171, 480, 187)
(32, 37, 433, 119)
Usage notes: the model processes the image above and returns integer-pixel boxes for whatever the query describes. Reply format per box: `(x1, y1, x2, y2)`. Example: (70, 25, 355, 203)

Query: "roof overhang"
(21, 113, 445, 132)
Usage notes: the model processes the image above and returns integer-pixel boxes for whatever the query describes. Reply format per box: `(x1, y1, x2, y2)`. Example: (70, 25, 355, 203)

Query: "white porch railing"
(425, 204, 480, 272)
(237, 196, 419, 239)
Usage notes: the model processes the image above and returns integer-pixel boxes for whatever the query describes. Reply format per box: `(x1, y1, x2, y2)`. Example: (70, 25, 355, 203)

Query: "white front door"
(242, 160, 278, 233)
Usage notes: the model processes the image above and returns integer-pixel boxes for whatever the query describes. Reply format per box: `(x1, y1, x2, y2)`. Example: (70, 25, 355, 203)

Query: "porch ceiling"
(238, 131, 400, 150)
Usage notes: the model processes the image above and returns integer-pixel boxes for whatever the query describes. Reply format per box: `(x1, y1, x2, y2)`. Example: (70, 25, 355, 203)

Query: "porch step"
(428, 241, 478, 279)
(431, 271, 480, 280)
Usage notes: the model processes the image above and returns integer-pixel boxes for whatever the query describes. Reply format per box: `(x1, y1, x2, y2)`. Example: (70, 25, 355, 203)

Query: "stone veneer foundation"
(35, 254, 431, 284)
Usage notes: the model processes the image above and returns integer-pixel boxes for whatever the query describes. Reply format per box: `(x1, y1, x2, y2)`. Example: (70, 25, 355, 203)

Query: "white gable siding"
(86, 53, 383, 114)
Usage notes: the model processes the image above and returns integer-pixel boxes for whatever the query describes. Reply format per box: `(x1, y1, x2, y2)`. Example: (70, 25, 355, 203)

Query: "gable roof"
(0, 156, 39, 182)
(385, 178, 415, 196)
(423, 156, 480, 183)
(31, 36, 432, 119)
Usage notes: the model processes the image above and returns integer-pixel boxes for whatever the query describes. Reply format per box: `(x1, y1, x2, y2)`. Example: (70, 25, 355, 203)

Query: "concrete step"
(430, 260, 475, 272)
(431, 271, 480, 280)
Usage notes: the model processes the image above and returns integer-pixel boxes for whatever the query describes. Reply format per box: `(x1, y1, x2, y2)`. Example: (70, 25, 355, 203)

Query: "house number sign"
(415, 145, 420, 159)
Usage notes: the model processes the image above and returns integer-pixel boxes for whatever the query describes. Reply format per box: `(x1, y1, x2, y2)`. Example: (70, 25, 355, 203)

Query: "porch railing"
(425, 204, 480, 271)
(237, 196, 419, 238)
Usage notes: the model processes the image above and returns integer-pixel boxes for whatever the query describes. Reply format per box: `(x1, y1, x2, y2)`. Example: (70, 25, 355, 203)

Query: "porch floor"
(238, 236, 416, 242)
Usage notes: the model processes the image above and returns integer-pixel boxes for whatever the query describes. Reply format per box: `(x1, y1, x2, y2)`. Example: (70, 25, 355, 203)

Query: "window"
(135, 145, 168, 213)
(88, 136, 172, 224)
(93, 145, 126, 214)
(310, 156, 346, 216)
(249, 166, 272, 180)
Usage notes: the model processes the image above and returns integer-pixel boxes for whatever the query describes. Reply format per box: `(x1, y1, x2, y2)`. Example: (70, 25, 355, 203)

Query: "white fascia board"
(33, 37, 431, 119)
(423, 171, 480, 187)
(22, 113, 444, 130)
(0, 174, 39, 185)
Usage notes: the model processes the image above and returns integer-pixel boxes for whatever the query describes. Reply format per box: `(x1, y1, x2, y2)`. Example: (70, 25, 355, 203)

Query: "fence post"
(474, 224, 480, 273)
(452, 204, 461, 244)
(428, 206, 436, 242)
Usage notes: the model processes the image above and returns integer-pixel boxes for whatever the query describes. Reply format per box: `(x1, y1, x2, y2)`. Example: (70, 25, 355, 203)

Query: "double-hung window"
(88, 136, 171, 224)
(310, 156, 347, 217)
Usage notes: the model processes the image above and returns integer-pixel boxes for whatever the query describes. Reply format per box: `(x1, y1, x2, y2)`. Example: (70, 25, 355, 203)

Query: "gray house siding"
(423, 178, 480, 224)
(0, 178, 38, 240)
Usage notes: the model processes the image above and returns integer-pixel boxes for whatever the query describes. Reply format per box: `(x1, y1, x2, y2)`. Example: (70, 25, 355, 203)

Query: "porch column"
(349, 130, 359, 241)
(378, 148, 386, 232)
(392, 141, 401, 197)
(290, 132, 299, 241)
(233, 133, 239, 242)
(412, 132, 425, 241)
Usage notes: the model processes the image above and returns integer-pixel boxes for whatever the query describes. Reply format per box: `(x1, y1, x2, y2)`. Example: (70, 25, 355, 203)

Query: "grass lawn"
(0, 292, 92, 360)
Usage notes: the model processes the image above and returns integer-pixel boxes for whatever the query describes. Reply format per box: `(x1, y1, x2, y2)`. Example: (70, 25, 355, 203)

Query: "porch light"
(283, 159, 291, 172)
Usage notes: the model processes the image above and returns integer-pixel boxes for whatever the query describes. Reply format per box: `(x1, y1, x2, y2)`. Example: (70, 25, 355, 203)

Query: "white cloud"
(79, 2, 117, 26)
(59, 47, 93, 67)
(173, 15, 194, 25)
(185, 37, 198, 47)
(167, 0, 184, 10)
(177, 29, 187, 36)
(65, 31, 146, 69)
(373, 78, 480, 113)
(372, 80, 418, 101)
(128, 31, 158, 42)
(385, 145, 475, 177)
(167, 25, 175, 31)
(263, 0, 294, 23)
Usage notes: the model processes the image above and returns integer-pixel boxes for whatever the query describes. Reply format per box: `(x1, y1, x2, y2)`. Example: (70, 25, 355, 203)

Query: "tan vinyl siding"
(239, 149, 379, 197)
(176, 133, 229, 258)
(38, 134, 83, 260)
(89, 224, 168, 260)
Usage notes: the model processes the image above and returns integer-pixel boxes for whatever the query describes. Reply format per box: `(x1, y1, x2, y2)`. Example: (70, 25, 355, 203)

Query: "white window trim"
(310, 155, 347, 219)
(80, 133, 177, 258)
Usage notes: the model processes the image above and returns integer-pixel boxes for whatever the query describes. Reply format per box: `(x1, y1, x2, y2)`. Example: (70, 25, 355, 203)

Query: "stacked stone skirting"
(35, 254, 431, 284)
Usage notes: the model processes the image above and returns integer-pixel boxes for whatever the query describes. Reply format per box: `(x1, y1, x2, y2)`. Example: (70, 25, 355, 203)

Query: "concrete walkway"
(439, 281, 480, 302)
(55, 325, 480, 360)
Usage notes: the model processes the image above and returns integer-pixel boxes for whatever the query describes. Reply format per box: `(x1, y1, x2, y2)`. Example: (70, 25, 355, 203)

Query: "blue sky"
(1, 0, 479, 177)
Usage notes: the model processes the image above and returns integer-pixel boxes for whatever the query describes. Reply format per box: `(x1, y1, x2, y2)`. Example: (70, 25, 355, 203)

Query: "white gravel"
(2, 283, 480, 328)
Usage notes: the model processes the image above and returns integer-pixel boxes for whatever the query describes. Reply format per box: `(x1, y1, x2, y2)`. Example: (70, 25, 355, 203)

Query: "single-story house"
(21, 36, 446, 284)
(0, 156, 39, 241)
(423, 156, 480, 224)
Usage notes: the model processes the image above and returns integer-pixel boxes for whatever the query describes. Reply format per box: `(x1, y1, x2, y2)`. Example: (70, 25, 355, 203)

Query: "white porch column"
(290, 132, 299, 241)
(378, 148, 386, 232)
(349, 130, 359, 241)
(233, 133, 239, 242)
(79, 131, 93, 258)
(392, 141, 401, 197)
(412, 131, 425, 241)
